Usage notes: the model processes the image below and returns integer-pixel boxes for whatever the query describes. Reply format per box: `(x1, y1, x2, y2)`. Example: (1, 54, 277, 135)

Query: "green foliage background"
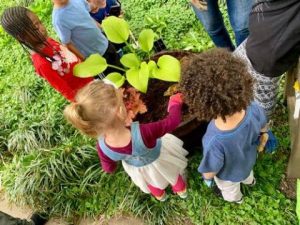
(0, 0, 297, 224)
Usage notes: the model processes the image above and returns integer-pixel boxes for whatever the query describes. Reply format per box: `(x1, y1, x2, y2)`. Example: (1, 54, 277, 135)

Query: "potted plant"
(73, 16, 206, 146)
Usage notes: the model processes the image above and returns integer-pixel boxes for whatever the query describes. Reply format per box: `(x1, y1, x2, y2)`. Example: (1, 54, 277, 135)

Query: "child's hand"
(168, 93, 183, 112)
(170, 93, 183, 104)
(256, 130, 278, 153)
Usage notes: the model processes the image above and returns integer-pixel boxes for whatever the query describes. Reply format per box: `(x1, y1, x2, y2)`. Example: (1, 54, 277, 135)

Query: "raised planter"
(136, 50, 207, 148)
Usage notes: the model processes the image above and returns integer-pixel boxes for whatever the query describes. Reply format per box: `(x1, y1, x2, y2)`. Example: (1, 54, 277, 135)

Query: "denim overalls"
(98, 122, 161, 167)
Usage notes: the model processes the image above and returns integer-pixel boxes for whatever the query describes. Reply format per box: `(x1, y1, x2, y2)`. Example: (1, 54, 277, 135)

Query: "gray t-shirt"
(198, 102, 267, 182)
(52, 0, 108, 58)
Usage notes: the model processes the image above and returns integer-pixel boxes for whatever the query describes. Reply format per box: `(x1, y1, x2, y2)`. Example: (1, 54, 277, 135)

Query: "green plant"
(73, 16, 180, 93)
(144, 15, 167, 38)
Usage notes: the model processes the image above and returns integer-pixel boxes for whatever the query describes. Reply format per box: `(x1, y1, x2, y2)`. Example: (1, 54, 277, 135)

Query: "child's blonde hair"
(64, 80, 123, 138)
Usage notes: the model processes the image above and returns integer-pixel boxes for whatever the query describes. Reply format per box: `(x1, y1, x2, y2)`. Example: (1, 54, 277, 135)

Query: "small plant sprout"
(73, 16, 181, 93)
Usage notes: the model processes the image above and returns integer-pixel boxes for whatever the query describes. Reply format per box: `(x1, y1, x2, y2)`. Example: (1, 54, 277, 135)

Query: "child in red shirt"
(1, 6, 93, 101)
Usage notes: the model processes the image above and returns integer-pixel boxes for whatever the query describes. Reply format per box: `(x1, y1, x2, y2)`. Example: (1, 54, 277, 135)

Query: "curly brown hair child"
(180, 48, 253, 122)
(180, 49, 269, 203)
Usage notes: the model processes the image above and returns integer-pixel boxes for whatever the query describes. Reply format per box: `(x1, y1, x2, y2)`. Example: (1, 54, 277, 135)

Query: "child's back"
(52, 0, 108, 58)
(200, 102, 266, 182)
(180, 49, 268, 203)
(64, 81, 189, 201)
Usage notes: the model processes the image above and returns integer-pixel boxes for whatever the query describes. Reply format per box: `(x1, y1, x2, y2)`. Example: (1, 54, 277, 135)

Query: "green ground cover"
(0, 0, 297, 224)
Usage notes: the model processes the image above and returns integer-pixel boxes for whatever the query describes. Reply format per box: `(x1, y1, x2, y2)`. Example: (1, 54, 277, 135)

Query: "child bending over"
(1, 7, 92, 101)
(180, 49, 270, 203)
(51, 0, 121, 74)
(64, 81, 188, 201)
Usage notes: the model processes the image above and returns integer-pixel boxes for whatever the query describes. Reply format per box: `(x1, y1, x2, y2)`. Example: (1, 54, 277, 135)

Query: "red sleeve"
(96, 143, 118, 173)
(140, 102, 182, 148)
(32, 56, 76, 101)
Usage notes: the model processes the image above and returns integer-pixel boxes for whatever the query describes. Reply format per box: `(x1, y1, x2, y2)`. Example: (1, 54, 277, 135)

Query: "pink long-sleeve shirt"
(96, 102, 182, 173)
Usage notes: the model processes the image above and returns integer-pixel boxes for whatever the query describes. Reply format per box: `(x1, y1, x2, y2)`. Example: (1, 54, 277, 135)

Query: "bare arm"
(66, 43, 85, 61)
(260, 125, 268, 133)
(202, 172, 216, 180)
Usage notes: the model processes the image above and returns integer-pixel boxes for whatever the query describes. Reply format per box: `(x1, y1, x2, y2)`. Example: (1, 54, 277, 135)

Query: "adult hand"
(190, 0, 208, 11)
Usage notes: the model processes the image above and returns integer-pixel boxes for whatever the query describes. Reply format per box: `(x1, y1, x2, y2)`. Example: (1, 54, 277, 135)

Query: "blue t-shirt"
(198, 102, 267, 182)
(52, 0, 108, 58)
(90, 0, 116, 24)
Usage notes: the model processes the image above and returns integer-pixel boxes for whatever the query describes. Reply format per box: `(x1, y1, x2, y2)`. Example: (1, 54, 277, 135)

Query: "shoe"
(235, 198, 244, 204)
(155, 193, 168, 202)
(176, 188, 188, 199)
(30, 212, 48, 225)
(248, 178, 256, 187)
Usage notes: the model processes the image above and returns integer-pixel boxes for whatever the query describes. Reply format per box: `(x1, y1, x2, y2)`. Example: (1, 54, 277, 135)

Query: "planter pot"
(136, 50, 207, 149)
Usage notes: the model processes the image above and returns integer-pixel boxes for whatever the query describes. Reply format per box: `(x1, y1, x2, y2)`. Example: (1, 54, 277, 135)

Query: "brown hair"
(180, 48, 254, 121)
(64, 81, 124, 138)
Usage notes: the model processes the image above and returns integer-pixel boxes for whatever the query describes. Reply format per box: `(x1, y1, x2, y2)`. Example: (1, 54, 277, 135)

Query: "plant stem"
(107, 64, 126, 72)
(125, 40, 136, 53)
(125, 30, 138, 53)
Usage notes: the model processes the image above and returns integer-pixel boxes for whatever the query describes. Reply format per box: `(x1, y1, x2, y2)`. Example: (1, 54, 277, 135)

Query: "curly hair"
(180, 48, 254, 121)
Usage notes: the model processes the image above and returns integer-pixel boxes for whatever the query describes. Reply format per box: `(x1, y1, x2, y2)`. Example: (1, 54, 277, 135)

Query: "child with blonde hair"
(64, 81, 188, 201)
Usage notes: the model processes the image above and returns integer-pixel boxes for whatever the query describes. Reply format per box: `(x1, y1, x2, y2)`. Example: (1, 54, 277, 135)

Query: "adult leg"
(227, 0, 253, 46)
(191, 0, 235, 50)
(233, 40, 281, 117)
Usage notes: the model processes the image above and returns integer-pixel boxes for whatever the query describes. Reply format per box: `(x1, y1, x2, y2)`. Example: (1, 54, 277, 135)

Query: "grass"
(0, 0, 298, 224)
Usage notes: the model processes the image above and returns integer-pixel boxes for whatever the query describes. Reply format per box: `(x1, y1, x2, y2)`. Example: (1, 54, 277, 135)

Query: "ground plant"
(0, 0, 298, 224)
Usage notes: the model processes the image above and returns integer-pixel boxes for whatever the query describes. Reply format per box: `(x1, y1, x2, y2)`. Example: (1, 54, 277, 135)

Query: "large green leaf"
(152, 55, 180, 82)
(147, 60, 158, 78)
(73, 54, 107, 77)
(104, 72, 125, 88)
(102, 16, 130, 44)
(138, 29, 155, 52)
(138, 62, 149, 92)
(120, 53, 140, 68)
(126, 63, 149, 93)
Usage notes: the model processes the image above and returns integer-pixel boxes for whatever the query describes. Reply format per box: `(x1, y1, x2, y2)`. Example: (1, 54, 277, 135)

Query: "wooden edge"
(287, 58, 300, 178)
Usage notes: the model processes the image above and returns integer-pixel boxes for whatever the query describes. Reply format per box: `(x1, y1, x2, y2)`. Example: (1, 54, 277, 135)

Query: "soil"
(137, 50, 194, 124)
(133, 50, 207, 143)
(279, 176, 297, 199)
(136, 79, 190, 123)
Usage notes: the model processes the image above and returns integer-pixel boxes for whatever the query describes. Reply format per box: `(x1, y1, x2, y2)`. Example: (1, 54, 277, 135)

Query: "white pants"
(214, 171, 254, 202)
